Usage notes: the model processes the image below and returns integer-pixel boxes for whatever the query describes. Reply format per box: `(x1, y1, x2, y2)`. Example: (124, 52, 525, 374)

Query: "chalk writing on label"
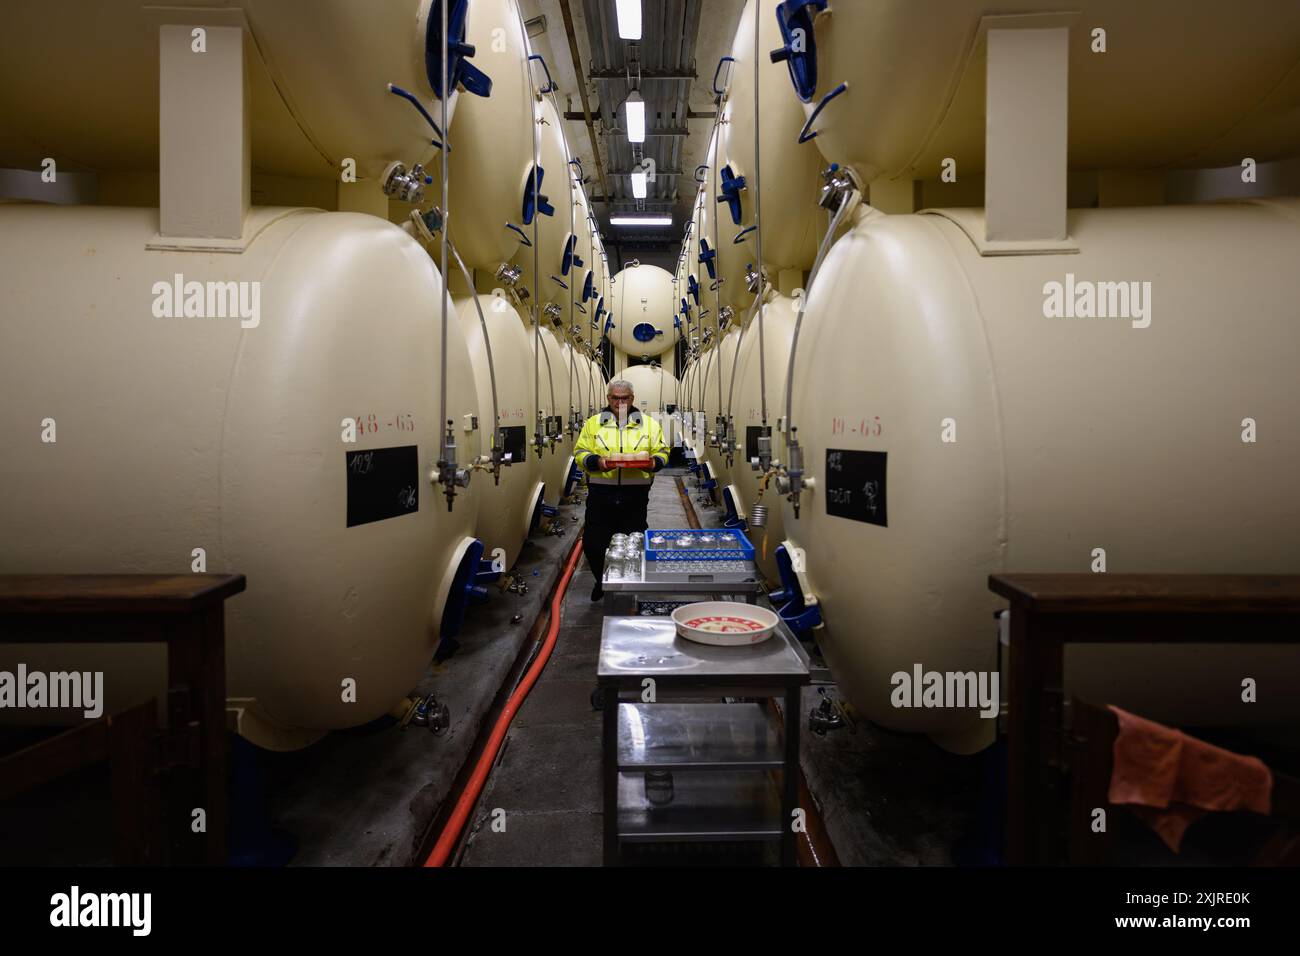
(351, 412, 416, 434)
(824, 448, 887, 527)
(346, 445, 419, 527)
(830, 416, 884, 438)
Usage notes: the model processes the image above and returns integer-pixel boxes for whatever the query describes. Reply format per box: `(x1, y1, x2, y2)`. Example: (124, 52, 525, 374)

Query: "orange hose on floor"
(423, 533, 585, 867)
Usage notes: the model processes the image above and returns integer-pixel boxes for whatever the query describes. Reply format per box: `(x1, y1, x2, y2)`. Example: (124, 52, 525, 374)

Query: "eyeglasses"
(608, 394, 634, 403)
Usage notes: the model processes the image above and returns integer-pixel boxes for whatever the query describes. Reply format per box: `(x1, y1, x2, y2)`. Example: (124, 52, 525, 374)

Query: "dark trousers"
(583, 483, 651, 582)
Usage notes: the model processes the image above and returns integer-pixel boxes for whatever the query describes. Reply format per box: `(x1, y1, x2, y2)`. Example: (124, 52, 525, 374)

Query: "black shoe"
(591, 583, 604, 601)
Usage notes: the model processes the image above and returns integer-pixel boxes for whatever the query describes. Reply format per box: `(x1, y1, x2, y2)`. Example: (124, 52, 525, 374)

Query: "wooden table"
(989, 573, 1300, 865)
(0, 574, 245, 864)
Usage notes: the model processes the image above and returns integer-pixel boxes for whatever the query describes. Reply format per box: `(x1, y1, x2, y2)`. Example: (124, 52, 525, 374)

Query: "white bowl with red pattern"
(670, 602, 779, 646)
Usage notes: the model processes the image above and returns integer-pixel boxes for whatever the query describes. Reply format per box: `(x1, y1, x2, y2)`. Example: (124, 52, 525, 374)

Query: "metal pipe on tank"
(752, 0, 768, 428)
(726, 291, 761, 427)
(782, 191, 855, 444)
(567, 170, 577, 431)
(438, 0, 449, 462)
(531, 99, 542, 459)
(448, 240, 501, 475)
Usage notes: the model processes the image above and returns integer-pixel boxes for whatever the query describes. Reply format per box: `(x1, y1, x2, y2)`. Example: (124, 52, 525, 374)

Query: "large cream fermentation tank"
(0, 206, 484, 750)
(0, 0, 594, 749)
(760, 0, 1300, 752)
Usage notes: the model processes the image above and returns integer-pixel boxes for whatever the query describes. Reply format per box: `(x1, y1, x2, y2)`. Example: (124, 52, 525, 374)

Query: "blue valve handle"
(721, 488, 748, 531)
(698, 238, 717, 279)
(522, 164, 555, 224)
(561, 234, 577, 275)
(425, 0, 493, 99)
(771, 544, 823, 636)
(717, 165, 747, 225)
(769, 0, 829, 103)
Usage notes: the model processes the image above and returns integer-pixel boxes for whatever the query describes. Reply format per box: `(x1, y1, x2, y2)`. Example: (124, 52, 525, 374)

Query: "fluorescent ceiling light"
(624, 90, 645, 143)
(616, 0, 642, 40)
(630, 170, 648, 199)
(610, 215, 672, 226)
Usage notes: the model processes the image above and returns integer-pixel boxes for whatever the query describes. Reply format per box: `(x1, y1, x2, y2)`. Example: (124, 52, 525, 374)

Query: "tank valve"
(406, 694, 450, 734)
(409, 206, 445, 244)
(437, 419, 471, 510)
(724, 415, 738, 468)
(533, 412, 546, 459)
(381, 161, 431, 204)
(543, 302, 563, 324)
(756, 429, 772, 473)
(487, 434, 511, 485)
(809, 690, 846, 736)
(818, 163, 861, 215)
(785, 426, 806, 519)
(718, 305, 735, 327)
(495, 262, 523, 287)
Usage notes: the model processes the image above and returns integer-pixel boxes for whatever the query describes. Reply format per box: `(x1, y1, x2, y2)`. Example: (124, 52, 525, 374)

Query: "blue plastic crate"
(644, 528, 755, 562)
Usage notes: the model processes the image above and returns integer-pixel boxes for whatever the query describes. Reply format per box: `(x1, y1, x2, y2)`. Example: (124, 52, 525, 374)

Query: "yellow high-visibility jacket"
(574, 408, 670, 486)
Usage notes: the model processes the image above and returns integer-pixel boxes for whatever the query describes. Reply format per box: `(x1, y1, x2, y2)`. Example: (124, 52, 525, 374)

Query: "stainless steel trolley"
(596, 615, 810, 865)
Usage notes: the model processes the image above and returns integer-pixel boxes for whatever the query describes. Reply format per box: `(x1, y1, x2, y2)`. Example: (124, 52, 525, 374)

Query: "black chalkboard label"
(346, 445, 419, 528)
(502, 425, 527, 464)
(824, 448, 887, 526)
(745, 425, 771, 462)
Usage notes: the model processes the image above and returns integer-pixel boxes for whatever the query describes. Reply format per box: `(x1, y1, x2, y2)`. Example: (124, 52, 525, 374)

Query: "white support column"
(982, 22, 1076, 255)
(867, 176, 919, 215)
(154, 22, 249, 247)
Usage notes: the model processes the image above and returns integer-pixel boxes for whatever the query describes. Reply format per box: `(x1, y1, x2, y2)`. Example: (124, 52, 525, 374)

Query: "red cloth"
(1106, 705, 1273, 852)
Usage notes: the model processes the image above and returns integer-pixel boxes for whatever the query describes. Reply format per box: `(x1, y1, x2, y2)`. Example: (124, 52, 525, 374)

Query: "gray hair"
(607, 378, 635, 396)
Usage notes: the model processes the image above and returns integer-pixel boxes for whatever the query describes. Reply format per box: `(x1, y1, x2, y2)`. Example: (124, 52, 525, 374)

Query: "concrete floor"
(457, 470, 693, 866)
(261, 500, 585, 866)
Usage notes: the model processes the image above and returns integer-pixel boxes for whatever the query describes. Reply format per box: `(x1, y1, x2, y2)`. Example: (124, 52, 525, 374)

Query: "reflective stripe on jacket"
(574, 408, 670, 486)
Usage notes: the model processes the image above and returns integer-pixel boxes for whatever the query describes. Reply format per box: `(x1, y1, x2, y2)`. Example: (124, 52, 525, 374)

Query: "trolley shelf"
(616, 771, 782, 843)
(617, 702, 783, 771)
(598, 615, 809, 864)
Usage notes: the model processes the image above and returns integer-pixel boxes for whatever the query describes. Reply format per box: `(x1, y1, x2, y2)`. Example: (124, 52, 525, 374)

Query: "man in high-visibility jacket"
(574, 378, 670, 600)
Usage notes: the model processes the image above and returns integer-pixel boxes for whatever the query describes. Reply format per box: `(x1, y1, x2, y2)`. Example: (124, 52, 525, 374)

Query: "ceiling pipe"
(559, 0, 611, 209)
